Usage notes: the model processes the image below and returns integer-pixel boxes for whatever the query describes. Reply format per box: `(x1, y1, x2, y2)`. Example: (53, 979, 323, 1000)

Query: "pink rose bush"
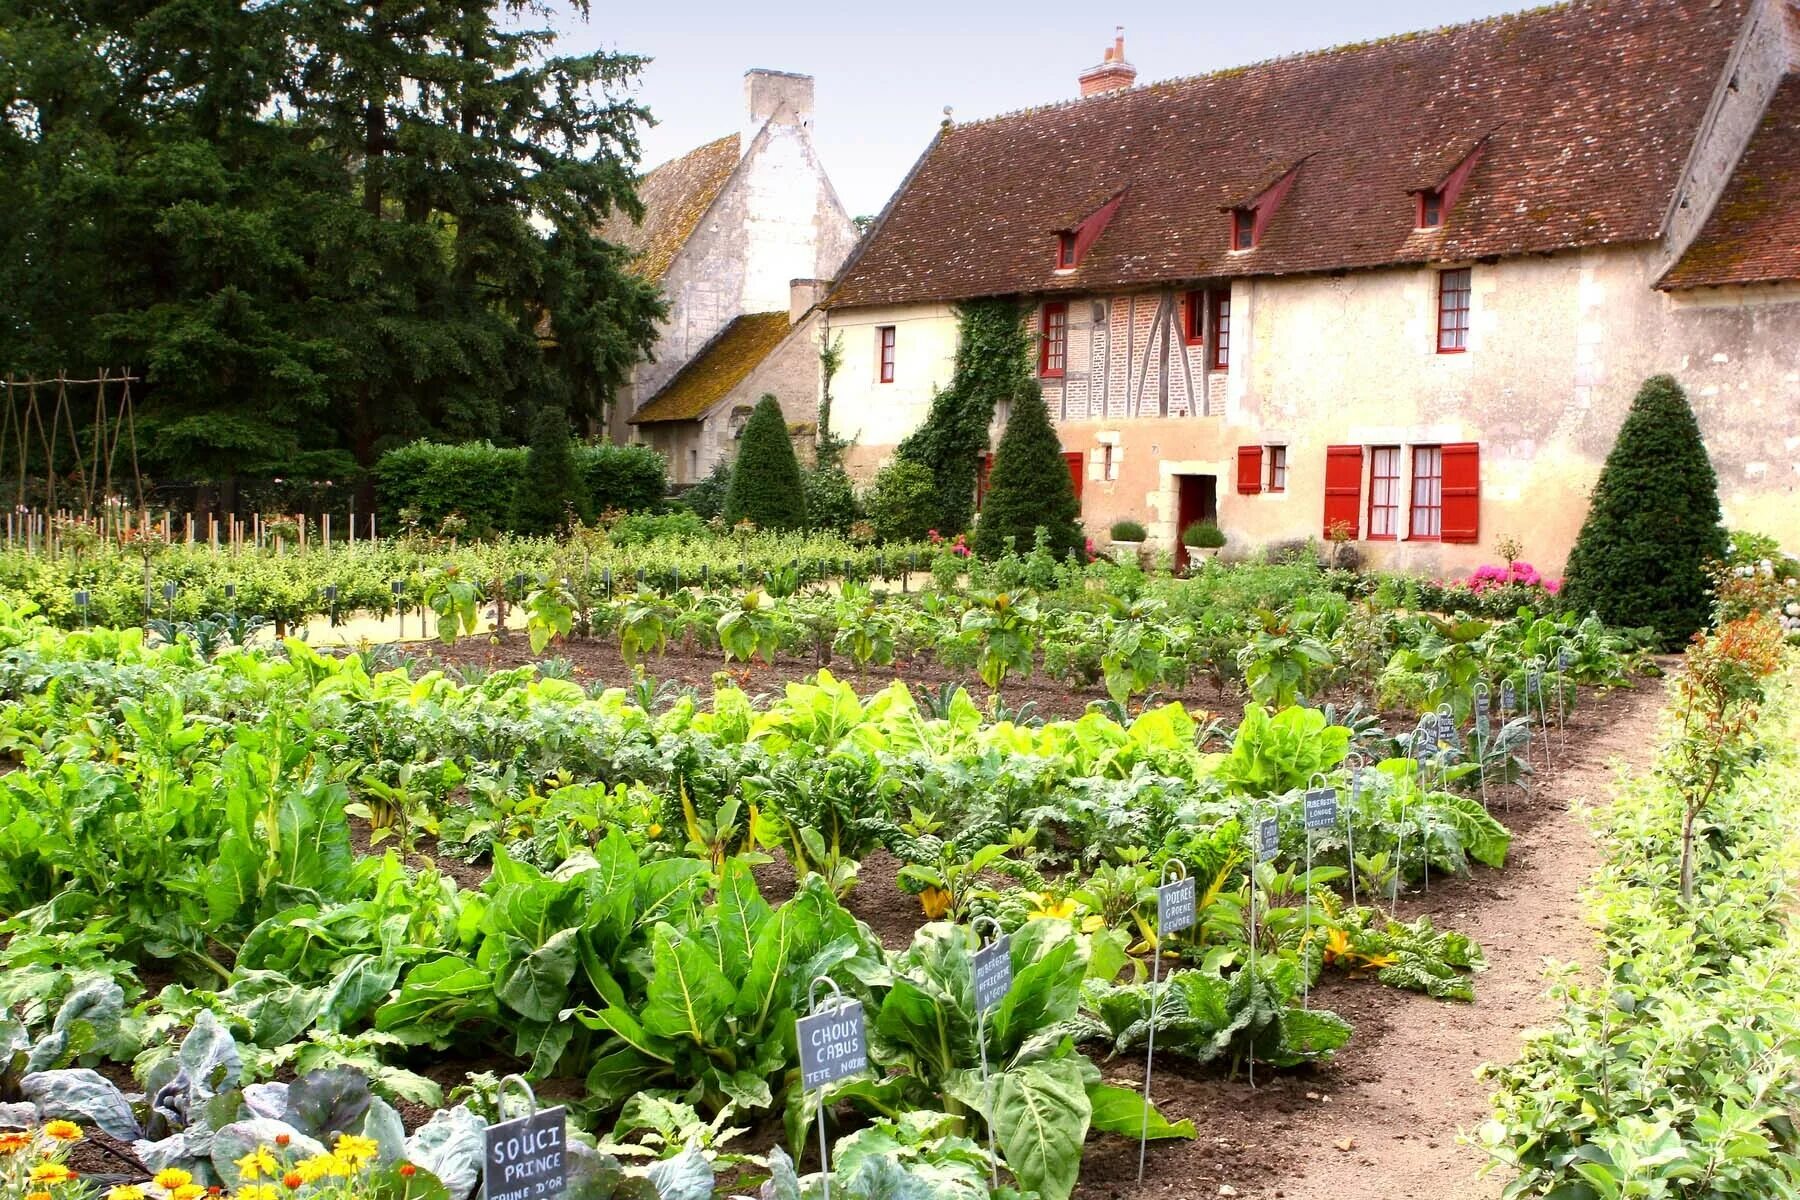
(1468, 561, 1562, 595)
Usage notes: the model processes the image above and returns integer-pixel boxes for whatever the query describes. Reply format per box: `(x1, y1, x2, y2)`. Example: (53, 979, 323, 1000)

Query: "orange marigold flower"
(27, 1191, 54, 1200)
(282, 1173, 304, 1191)
(275, 1135, 291, 1148)
(0, 1131, 32, 1153)
(30, 1163, 76, 1185)
(398, 1165, 417, 1179)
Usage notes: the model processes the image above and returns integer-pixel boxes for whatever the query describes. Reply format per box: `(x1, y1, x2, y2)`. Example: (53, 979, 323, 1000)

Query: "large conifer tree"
(973, 385, 1083, 561)
(1561, 374, 1726, 647)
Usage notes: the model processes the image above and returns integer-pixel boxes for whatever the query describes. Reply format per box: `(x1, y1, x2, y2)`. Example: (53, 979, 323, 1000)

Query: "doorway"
(1174, 474, 1218, 572)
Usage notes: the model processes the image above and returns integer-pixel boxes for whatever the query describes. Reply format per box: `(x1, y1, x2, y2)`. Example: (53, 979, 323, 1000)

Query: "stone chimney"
(743, 68, 814, 152)
(789, 278, 828, 325)
(1078, 28, 1137, 97)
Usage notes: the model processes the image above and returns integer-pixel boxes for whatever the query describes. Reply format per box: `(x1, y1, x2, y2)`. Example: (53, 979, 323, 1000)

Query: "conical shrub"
(510, 404, 589, 534)
(723, 394, 807, 531)
(973, 385, 1082, 561)
(1562, 374, 1726, 648)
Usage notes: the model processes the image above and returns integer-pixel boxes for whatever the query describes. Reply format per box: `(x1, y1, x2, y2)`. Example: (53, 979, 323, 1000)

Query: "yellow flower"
(153, 1170, 194, 1191)
(28, 1191, 54, 1200)
(918, 886, 953, 919)
(237, 1146, 280, 1181)
(331, 1133, 379, 1168)
(107, 1187, 147, 1200)
(30, 1163, 75, 1185)
(646, 823, 662, 838)
(237, 1185, 281, 1200)
(1080, 914, 1106, 934)
(295, 1153, 346, 1183)
(1028, 893, 1077, 921)
(0, 1131, 32, 1154)
(42, 1121, 83, 1143)
(170, 1185, 205, 1200)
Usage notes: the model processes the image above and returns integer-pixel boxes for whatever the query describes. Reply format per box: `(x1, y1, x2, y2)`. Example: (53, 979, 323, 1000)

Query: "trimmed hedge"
(375, 440, 665, 535)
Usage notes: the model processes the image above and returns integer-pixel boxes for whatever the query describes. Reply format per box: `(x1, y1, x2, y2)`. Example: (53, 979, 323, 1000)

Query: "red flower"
(282, 1173, 304, 1190)
(399, 1166, 417, 1179)
(275, 1135, 291, 1148)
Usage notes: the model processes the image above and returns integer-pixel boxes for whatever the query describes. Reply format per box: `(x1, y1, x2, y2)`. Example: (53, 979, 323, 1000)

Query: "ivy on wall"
(896, 298, 1036, 535)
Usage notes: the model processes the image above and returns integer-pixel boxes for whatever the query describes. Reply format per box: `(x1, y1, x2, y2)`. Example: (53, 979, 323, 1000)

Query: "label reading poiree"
(1303, 787, 1339, 831)
(972, 936, 1013, 1015)
(797, 1001, 867, 1091)
(1156, 877, 1197, 934)
(484, 1106, 568, 1200)
(1256, 817, 1280, 863)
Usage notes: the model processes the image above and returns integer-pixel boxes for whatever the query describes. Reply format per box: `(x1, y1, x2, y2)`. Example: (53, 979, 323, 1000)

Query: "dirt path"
(1077, 678, 1671, 1200)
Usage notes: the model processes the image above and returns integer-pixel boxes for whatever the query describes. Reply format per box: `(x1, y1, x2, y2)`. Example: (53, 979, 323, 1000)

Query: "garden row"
(1479, 616, 1799, 1195)
(0, 584, 1642, 1199)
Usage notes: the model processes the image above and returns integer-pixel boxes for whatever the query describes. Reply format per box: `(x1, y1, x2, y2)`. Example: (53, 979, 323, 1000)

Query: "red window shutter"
(1323, 445, 1364, 539)
(1063, 451, 1085, 503)
(1236, 445, 1263, 494)
(1440, 442, 1480, 543)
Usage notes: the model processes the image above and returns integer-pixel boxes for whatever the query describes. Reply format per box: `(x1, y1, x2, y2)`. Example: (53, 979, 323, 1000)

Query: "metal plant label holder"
(1140, 860, 1193, 1182)
(483, 1075, 567, 1200)
(73, 588, 90, 629)
(970, 916, 1012, 1188)
(798, 977, 868, 1200)
(1556, 646, 1571, 743)
(1530, 657, 1555, 768)
(1301, 778, 1339, 1009)
(1473, 683, 1492, 810)
(1345, 754, 1366, 908)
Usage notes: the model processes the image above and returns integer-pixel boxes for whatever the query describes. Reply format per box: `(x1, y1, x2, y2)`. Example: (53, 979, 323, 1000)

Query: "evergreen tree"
(897, 299, 1035, 534)
(510, 405, 589, 534)
(1562, 374, 1726, 648)
(973, 385, 1082, 561)
(724, 395, 808, 531)
(0, 0, 662, 488)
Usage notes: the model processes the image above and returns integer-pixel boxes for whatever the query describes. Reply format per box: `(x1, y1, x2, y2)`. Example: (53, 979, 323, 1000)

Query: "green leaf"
(716, 859, 772, 978)
(641, 924, 737, 1043)
(1086, 1082, 1195, 1140)
(496, 927, 580, 1022)
(990, 1057, 1091, 1200)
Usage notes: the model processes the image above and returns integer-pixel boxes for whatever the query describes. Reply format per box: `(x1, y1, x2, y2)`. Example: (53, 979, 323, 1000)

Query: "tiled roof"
(1661, 76, 1800, 289)
(829, 0, 1748, 308)
(602, 134, 740, 283)
(629, 313, 792, 424)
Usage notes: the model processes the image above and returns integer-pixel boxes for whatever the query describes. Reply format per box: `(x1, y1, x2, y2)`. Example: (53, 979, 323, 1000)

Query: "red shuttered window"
(1440, 442, 1480, 543)
(1056, 231, 1077, 269)
(877, 326, 896, 383)
(1210, 292, 1231, 370)
(1368, 446, 1401, 539)
(1039, 302, 1067, 378)
(1437, 268, 1470, 353)
(1236, 445, 1263, 494)
(1410, 445, 1443, 539)
(1323, 445, 1363, 539)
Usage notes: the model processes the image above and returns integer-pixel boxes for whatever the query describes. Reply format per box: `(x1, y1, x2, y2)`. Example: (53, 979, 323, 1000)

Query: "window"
(1102, 442, 1115, 481)
(1266, 445, 1287, 492)
(1410, 445, 1443, 538)
(1437, 268, 1471, 353)
(688, 449, 698, 479)
(877, 325, 896, 383)
(1056, 231, 1078, 269)
(1368, 446, 1401, 539)
(1418, 188, 1444, 228)
(1209, 291, 1231, 370)
(1183, 291, 1205, 345)
(1039, 302, 1067, 377)
(1230, 208, 1256, 251)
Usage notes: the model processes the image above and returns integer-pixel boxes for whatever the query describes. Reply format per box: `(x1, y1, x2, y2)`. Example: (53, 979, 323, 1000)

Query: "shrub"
(1182, 520, 1226, 549)
(606, 509, 706, 545)
(1110, 519, 1147, 542)
(510, 405, 590, 534)
(375, 440, 664, 534)
(678, 458, 732, 521)
(866, 459, 938, 544)
(803, 466, 859, 535)
(1562, 374, 1726, 648)
(723, 395, 808, 532)
(972, 386, 1083, 562)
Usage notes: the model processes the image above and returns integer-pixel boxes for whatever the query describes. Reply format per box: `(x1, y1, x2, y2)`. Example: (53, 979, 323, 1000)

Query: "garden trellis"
(0, 370, 145, 515)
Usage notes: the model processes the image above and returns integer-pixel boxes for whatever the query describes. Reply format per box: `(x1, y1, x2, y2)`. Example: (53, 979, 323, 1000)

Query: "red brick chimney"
(1078, 27, 1137, 97)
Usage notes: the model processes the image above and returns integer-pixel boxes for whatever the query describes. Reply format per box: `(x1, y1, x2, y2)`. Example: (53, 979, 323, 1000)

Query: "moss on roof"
(629, 313, 793, 424)
(601, 134, 740, 283)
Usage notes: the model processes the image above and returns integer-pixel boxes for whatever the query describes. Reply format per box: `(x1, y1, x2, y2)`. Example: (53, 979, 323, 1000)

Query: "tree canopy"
(0, 0, 663, 485)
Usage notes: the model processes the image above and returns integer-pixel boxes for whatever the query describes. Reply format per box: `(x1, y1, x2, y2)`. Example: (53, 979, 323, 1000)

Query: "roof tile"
(602, 134, 739, 283)
(629, 313, 793, 424)
(1661, 76, 1800, 289)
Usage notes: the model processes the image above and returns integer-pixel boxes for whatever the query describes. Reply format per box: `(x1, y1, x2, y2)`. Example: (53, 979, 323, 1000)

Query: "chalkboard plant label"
(797, 1000, 868, 1090)
(484, 1106, 568, 1200)
(1256, 817, 1279, 863)
(972, 937, 1013, 1015)
(1303, 788, 1338, 831)
(1155, 877, 1196, 934)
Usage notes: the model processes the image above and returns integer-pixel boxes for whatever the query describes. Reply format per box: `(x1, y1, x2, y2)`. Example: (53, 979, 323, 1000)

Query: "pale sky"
(550, 1, 1537, 219)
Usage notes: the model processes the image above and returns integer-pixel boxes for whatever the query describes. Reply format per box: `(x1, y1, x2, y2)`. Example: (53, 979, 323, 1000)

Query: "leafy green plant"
(421, 566, 480, 644)
(1238, 609, 1334, 708)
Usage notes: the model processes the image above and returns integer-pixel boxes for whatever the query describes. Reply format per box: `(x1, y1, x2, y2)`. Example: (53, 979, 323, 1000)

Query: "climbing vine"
(896, 298, 1035, 535)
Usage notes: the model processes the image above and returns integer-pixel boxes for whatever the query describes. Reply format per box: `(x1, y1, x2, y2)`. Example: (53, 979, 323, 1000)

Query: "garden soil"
(1077, 675, 1671, 1200)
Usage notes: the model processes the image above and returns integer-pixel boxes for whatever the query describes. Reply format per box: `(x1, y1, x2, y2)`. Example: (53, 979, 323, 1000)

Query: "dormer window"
(1230, 208, 1256, 251)
(1056, 231, 1078, 269)
(1418, 188, 1444, 229)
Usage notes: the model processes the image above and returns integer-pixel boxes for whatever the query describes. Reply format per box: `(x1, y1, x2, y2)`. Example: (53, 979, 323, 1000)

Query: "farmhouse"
(824, 0, 1800, 572)
(604, 70, 857, 484)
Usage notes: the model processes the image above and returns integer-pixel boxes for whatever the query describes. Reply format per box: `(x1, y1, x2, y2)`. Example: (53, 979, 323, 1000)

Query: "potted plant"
(1182, 519, 1226, 563)
(1109, 519, 1147, 561)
